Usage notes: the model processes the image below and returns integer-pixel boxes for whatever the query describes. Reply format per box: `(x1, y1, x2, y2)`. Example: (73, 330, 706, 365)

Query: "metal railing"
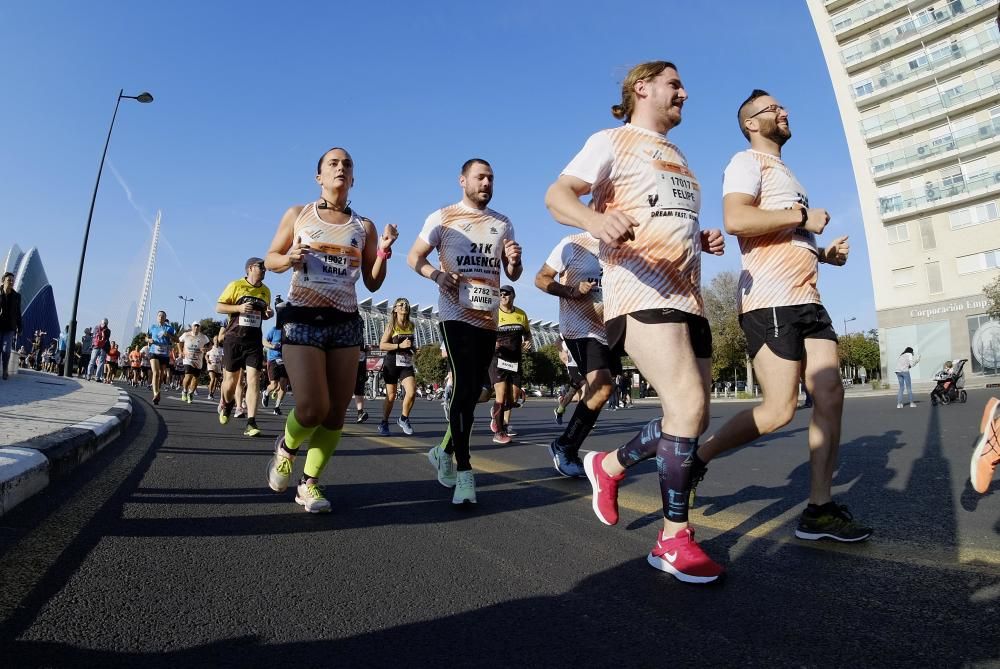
(871, 117, 1000, 176)
(878, 168, 1000, 216)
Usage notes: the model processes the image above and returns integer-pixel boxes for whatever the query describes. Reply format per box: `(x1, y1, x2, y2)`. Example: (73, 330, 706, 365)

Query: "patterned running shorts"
(281, 314, 363, 350)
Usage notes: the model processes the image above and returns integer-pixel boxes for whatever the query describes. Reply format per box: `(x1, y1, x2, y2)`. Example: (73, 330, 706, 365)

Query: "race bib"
(301, 242, 362, 285)
(396, 354, 413, 367)
(791, 228, 818, 254)
(459, 278, 499, 311)
(149, 344, 165, 355)
(653, 161, 701, 216)
(238, 313, 261, 328)
(497, 358, 518, 372)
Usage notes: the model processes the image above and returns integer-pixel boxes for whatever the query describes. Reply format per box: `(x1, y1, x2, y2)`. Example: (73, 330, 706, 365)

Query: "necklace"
(318, 198, 351, 214)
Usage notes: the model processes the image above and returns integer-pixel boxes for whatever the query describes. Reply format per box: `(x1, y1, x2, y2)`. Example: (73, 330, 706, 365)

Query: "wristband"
(797, 207, 808, 228)
(377, 247, 392, 259)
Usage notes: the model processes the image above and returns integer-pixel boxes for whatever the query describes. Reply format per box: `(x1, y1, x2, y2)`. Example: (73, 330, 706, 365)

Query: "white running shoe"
(267, 437, 295, 493)
(428, 446, 456, 488)
(452, 470, 476, 505)
(295, 481, 331, 513)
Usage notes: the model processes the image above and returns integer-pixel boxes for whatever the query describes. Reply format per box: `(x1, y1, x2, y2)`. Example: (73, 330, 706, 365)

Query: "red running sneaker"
(647, 527, 724, 584)
(584, 451, 624, 525)
(971, 397, 1000, 494)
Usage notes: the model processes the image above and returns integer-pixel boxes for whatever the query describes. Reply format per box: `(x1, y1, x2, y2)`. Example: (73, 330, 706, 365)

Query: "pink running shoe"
(971, 397, 1000, 494)
(583, 451, 624, 525)
(647, 527, 724, 584)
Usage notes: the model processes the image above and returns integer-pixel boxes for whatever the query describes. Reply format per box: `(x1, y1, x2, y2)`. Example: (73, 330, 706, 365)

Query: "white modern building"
(807, 0, 1000, 381)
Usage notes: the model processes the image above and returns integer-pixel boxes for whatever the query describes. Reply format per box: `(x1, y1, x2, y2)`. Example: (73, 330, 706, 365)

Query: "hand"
(380, 223, 399, 250)
(398, 339, 412, 350)
(576, 280, 597, 297)
(587, 210, 638, 249)
(700, 229, 725, 256)
(522, 341, 532, 352)
(799, 206, 830, 235)
(435, 270, 460, 291)
(503, 239, 522, 266)
(823, 235, 849, 266)
(286, 235, 310, 269)
(240, 303, 256, 314)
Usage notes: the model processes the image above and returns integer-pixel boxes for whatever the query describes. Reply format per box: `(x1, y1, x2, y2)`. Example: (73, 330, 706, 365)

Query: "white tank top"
(287, 203, 367, 312)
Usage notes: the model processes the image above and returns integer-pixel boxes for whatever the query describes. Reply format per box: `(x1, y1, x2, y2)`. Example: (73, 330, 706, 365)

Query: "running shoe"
(217, 398, 225, 415)
(295, 481, 331, 513)
(397, 416, 414, 435)
(234, 407, 247, 419)
(490, 404, 501, 434)
(185, 393, 193, 404)
(219, 400, 235, 425)
(244, 421, 261, 437)
(356, 409, 369, 424)
(647, 527, 724, 584)
(267, 436, 295, 493)
(427, 445, 457, 488)
(795, 503, 873, 542)
(971, 397, 1000, 494)
(584, 451, 624, 526)
(549, 441, 584, 478)
(506, 425, 518, 437)
(554, 406, 564, 425)
(273, 407, 282, 416)
(261, 390, 270, 408)
(180, 391, 187, 402)
(492, 431, 511, 445)
(153, 393, 160, 406)
(377, 421, 390, 437)
(452, 470, 477, 505)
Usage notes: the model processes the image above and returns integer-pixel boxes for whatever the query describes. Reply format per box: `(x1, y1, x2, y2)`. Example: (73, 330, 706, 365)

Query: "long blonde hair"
(391, 297, 413, 332)
(611, 61, 677, 122)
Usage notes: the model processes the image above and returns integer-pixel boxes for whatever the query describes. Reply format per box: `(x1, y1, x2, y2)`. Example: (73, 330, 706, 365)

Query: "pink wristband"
(377, 247, 392, 260)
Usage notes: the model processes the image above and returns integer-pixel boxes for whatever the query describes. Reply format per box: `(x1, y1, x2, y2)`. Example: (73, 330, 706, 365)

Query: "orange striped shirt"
(562, 125, 703, 320)
(722, 150, 820, 314)
(287, 203, 367, 312)
(544, 232, 605, 343)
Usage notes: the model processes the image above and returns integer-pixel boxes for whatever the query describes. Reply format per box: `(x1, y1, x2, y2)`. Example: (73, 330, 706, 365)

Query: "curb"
(0, 389, 133, 517)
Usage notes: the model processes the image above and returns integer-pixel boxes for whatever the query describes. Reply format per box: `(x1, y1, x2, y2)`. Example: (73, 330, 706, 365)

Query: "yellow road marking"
(346, 430, 1000, 571)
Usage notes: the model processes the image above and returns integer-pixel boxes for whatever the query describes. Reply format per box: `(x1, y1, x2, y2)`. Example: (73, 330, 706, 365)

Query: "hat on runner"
(245, 257, 265, 272)
(191, 322, 200, 327)
(500, 285, 515, 296)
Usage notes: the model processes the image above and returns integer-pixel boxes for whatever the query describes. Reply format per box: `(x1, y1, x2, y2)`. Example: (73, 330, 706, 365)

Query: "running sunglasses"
(499, 290, 512, 296)
(749, 104, 786, 118)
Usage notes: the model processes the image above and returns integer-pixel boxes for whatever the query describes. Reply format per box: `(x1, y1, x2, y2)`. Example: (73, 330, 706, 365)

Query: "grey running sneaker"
(452, 470, 477, 505)
(397, 416, 414, 435)
(427, 446, 457, 488)
(261, 390, 270, 408)
(267, 437, 295, 493)
(295, 481, 331, 513)
(549, 441, 585, 478)
(795, 503, 872, 542)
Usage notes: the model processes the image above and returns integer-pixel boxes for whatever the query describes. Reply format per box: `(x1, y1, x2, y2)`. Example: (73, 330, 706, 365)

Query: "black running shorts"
(383, 363, 415, 386)
(564, 337, 622, 376)
(489, 354, 522, 387)
(223, 337, 264, 372)
(606, 309, 712, 360)
(267, 360, 288, 382)
(740, 303, 838, 362)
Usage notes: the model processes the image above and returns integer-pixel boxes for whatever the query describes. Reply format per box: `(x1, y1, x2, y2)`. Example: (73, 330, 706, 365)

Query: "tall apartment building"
(806, 0, 1000, 382)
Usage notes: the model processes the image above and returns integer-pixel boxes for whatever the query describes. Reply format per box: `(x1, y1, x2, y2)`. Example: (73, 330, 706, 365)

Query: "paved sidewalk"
(0, 369, 132, 516)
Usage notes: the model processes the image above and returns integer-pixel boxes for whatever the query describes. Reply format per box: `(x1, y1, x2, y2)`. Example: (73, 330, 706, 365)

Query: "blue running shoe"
(549, 440, 585, 478)
(378, 421, 390, 437)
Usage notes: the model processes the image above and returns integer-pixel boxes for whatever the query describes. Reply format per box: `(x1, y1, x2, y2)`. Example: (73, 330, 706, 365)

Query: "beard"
(466, 186, 492, 207)
(760, 118, 791, 145)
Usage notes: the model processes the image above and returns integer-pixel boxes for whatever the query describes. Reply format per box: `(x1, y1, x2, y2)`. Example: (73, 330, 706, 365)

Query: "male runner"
(489, 285, 532, 443)
(178, 322, 210, 403)
(692, 89, 871, 543)
(408, 158, 522, 504)
(535, 231, 616, 477)
(206, 337, 224, 399)
(262, 323, 290, 416)
(554, 338, 585, 424)
(217, 257, 273, 436)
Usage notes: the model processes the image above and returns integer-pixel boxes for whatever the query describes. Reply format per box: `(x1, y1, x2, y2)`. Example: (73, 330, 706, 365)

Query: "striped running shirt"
(418, 202, 515, 331)
(543, 233, 605, 344)
(562, 124, 703, 320)
(287, 202, 367, 312)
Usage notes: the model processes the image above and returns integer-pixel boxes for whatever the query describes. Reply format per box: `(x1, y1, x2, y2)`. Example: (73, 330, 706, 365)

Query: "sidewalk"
(0, 369, 132, 516)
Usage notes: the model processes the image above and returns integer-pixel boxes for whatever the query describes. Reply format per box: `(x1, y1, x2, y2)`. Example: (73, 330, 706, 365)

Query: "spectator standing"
(894, 347, 919, 409)
(0, 271, 23, 380)
(87, 319, 111, 381)
(56, 325, 69, 376)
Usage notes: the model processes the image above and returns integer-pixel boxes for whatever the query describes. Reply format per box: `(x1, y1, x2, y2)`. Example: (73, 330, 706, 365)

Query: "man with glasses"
(217, 257, 273, 436)
(489, 285, 532, 443)
(691, 90, 872, 543)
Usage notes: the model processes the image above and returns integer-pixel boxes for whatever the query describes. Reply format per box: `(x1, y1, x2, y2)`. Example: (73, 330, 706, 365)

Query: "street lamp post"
(178, 296, 194, 327)
(64, 89, 154, 377)
(843, 316, 857, 336)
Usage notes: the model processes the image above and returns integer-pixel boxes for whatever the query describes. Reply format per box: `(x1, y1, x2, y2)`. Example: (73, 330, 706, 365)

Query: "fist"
(823, 235, 850, 266)
(576, 280, 596, 296)
(803, 207, 830, 235)
(700, 229, 725, 256)
(589, 210, 638, 249)
(380, 223, 399, 249)
(287, 235, 310, 268)
(504, 239, 522, 265)
(435, 271, 460, 291)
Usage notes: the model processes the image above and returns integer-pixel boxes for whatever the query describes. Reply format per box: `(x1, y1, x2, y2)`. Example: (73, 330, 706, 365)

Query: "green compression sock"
(303, 427, 343, 479)
(284, 409, 318, 451)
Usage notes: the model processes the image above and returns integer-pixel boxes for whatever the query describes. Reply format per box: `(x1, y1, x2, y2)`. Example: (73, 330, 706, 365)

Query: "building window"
(919, 218, 936, 250)
(892, 266, 916, 286)
(956, 249, 1000, 274)
(950, 201, 1000, 229)
(926, 261, 943, 294)
(886, 221, 910, 243)
(879, 183, 903, 213)
(854, 79, 874, 97)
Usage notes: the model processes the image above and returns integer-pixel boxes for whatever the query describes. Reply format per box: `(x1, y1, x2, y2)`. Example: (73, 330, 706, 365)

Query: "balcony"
(824, 0, 856, 13)
(830, 0, 909, 41)
(841, 0, 999, 73)
(852, 23, 1000, 106)
(860, 70, 1000, 141)
(871, 117, 1000, 180)
(879, 168, 1000, 221)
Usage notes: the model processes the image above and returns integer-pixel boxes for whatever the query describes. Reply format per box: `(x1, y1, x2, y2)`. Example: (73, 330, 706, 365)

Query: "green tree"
(128, 332, 147, 352)
(703, 271, 746, 382)
(199, 318, 224, 342)
(838, 329, 880, 380)
(524, 343, 565, 391)
(984, 274, 1000, 320)
(414, 345, 448, 386)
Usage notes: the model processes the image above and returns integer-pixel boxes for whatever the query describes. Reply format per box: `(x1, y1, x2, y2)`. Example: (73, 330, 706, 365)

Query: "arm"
(265, 206, 306, 273)
(534, 263, 592, 299)
(378, 321, 395, 352)
(545, 175, 637, 247)
(502, 238, 523, 281)
(361, 218, 397, 293)
(407, 237, 458, 292)
(723, 193, 830, 237)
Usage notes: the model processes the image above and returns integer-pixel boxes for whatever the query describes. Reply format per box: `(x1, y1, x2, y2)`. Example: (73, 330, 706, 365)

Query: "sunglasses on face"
(749, 104, 787, 118)
(499, 291, 512, 296)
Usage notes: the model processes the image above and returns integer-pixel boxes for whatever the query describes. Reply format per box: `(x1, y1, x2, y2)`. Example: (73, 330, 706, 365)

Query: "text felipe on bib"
(459, 277, 499, 311)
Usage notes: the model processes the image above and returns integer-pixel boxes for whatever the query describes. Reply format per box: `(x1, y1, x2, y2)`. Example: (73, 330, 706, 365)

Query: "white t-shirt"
(545, 233, 605, 344)
(419, 202, 515, 330)
(895, 352, 919, 372)
(179, 332, 210, 368)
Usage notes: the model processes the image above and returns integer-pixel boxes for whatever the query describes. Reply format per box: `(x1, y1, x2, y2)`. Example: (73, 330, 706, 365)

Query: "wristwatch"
(797, 207, 808, 228)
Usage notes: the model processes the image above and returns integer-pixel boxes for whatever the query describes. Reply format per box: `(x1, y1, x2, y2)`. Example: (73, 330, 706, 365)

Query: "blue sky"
(0, 1, 877, 340)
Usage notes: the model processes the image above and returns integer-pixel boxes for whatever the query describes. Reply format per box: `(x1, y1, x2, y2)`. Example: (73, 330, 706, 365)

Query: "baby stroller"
(930, 359, 968, 405)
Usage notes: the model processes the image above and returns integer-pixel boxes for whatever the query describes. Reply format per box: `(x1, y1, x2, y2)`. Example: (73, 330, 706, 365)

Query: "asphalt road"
(1, 385, 998, 668)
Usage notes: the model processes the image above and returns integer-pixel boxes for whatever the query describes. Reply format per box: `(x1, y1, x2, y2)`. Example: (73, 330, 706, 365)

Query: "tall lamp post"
(178, 296, 194, 327)
(843, 316, 857, 336)
(64, 89, 154, 377)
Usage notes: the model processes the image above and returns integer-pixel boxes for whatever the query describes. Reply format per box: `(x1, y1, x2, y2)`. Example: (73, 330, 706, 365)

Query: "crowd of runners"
(60, 60, 1000, 585)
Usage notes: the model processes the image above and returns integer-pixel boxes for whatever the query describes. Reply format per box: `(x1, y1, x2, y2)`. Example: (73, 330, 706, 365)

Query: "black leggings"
(439, 321, 496, 470)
